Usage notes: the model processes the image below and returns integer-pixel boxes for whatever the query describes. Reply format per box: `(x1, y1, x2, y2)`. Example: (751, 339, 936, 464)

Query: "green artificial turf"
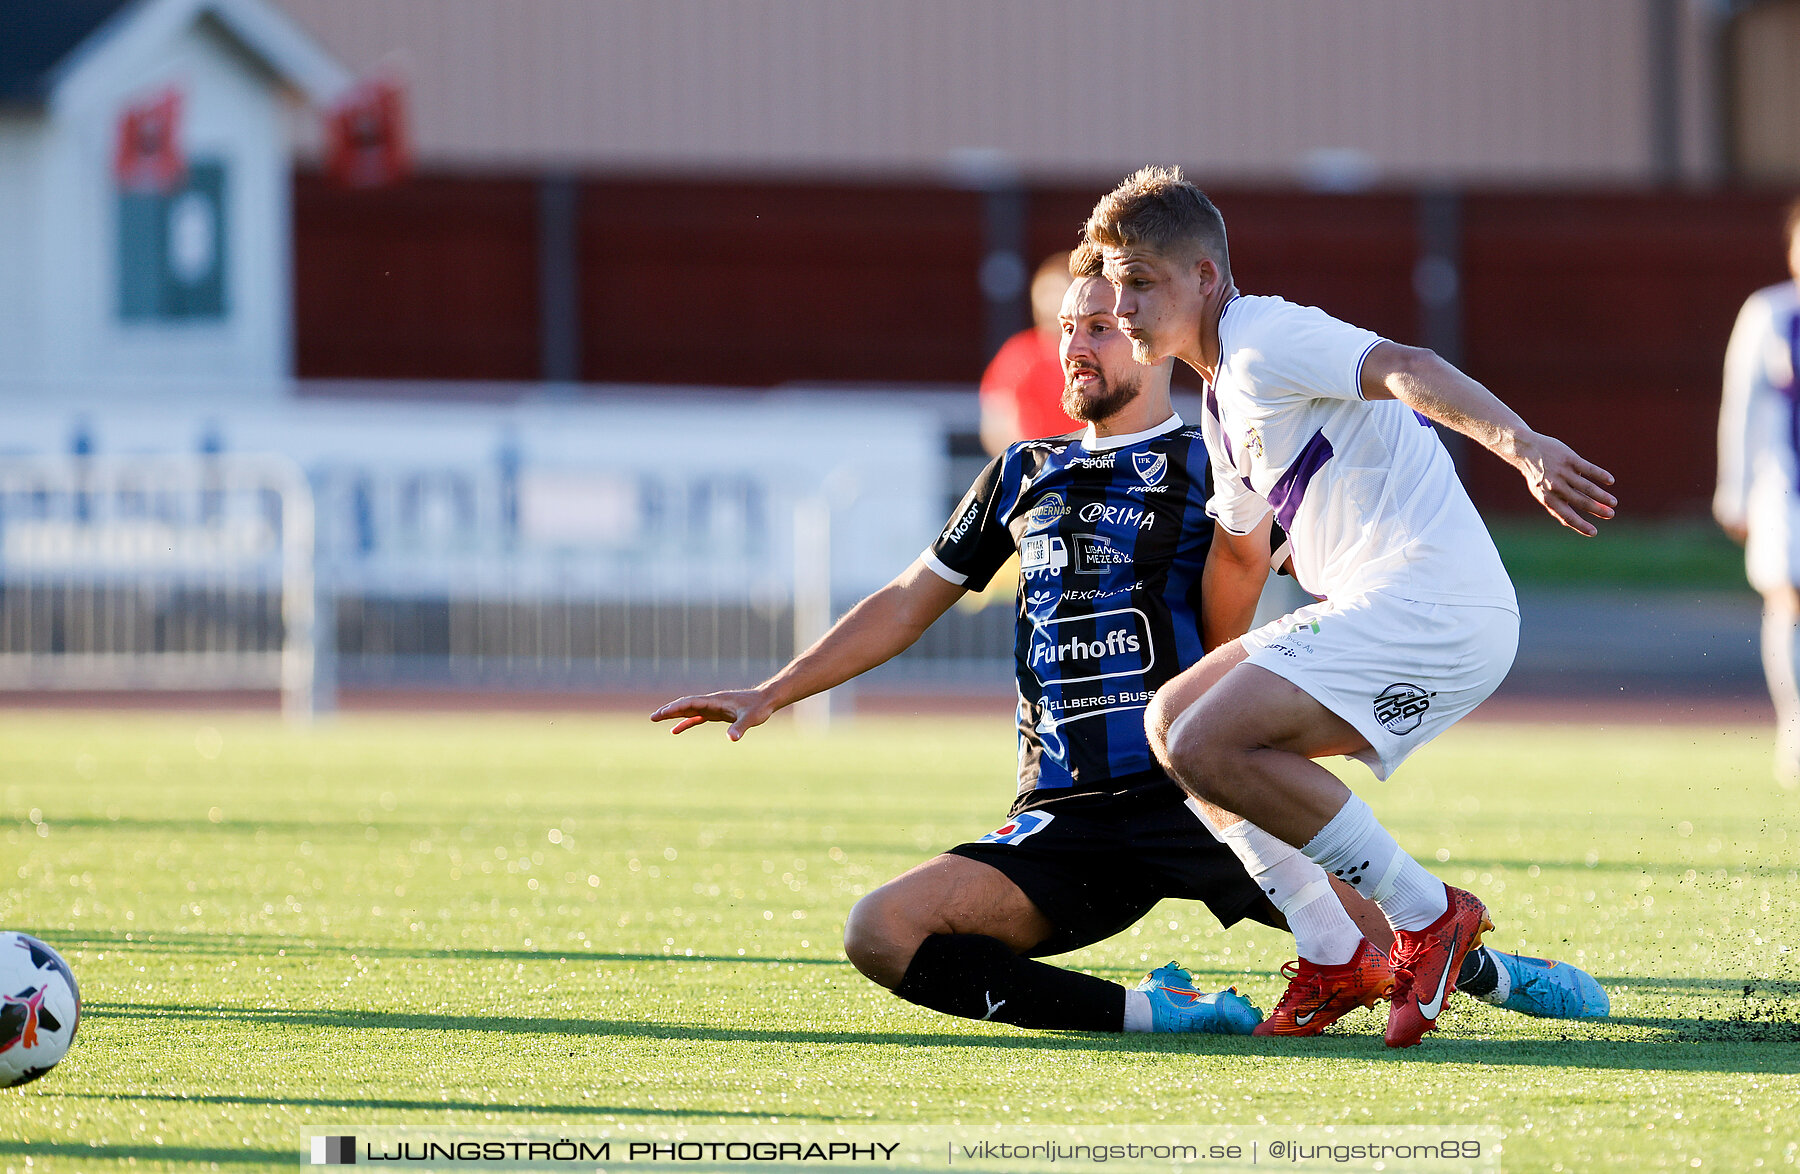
(1, 712, 1796, 1172)
(1487, 518, 1750, 590)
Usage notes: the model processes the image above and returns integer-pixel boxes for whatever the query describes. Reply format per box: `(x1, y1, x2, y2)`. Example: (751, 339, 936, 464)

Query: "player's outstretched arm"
(650, 558, 965, 740)
(1360, 342, 1617, 537)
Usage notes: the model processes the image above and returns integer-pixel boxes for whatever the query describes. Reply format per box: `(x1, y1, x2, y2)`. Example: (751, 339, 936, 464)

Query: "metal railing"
(0, 456, 319, 718)
(0, 455, 1014, 714)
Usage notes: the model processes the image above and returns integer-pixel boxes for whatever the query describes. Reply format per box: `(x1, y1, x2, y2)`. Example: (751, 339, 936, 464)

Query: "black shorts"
(945, 778, 1281, 957)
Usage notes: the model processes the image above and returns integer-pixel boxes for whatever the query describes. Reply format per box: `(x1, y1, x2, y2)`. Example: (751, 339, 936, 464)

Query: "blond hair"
(1068, 240, 1104, 279)
(1083, 165, 1230, 275)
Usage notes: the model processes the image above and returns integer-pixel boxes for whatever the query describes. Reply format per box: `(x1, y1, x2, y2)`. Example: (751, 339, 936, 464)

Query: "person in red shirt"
(979, 252, 1081, 454)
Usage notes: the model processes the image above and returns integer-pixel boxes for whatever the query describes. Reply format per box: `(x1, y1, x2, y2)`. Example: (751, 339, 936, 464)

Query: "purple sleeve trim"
(1353, 338, 1383, 401)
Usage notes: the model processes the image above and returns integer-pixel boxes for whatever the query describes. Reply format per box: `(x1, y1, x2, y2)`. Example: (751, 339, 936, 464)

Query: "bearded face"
(1058, 276, 1149, 425)
(1061, 357, 1143, 423)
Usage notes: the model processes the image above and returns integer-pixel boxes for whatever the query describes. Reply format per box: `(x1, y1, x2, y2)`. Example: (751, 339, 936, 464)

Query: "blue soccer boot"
(1487, 951, 1610, 1019)
(1136, 962, 1264, 1034)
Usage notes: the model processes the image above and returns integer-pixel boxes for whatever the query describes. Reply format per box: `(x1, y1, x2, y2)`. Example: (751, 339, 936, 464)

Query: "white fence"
(0, 392, 1019, 709)
(0, 455, 320, 719)
(0, 454, 1015, 712)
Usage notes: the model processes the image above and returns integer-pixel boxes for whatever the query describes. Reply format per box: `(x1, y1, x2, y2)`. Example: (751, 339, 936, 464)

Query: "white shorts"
(1238, 589, 1519, 780)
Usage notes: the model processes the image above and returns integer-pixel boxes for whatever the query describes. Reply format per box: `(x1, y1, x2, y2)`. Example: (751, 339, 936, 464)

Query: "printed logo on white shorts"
(1373, 682, 1435, 735)
(977, 810, 1055, 845)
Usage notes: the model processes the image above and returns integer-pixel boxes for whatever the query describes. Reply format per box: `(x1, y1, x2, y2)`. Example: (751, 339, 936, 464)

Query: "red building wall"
(293, 174, 1796, 514)
(294, 176, 540, 380)
(576, 182, 986, 386)
(1456, 192, 1790, 515)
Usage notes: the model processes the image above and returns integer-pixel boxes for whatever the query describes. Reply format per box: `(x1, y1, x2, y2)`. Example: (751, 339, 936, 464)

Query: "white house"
(0, 0, 348, 399)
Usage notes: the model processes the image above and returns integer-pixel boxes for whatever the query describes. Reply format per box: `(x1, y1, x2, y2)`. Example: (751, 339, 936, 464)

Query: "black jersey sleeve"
(926, 453, 1016, 591)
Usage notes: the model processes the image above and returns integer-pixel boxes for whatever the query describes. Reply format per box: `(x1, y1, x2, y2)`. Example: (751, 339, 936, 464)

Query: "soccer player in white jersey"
(1716, 199, 1800, 787)
(655, 243, 1610, 1038)
(1085, 166, 1617, 1047)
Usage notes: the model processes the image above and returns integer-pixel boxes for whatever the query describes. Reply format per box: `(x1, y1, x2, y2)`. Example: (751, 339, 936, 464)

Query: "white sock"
(1216, 819, 1362, 965)
(1122, 988, 1153, 1032)
(1762, 607, 1800, 788)
(1302, 795, 1448, 932)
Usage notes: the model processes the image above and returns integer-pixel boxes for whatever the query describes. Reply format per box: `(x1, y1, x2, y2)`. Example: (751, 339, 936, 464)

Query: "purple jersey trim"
(1268, 428, 1334, 531)
(1205, 385, 1236, 466)
(1786, 311, 1800, 492)
(1204, 383, 1254, 490)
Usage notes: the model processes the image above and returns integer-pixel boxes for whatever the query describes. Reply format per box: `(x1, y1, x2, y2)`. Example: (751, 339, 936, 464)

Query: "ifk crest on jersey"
(1131, 451, 1168, 487)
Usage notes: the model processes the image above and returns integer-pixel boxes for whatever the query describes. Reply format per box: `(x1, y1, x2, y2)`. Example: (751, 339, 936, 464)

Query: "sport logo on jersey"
(977, 810, 1055, 846)
(1024, 493, 1068, 532)
(1027, 607, 1154, 686)
(943, 497, 980, 543)
(1020, 534, 1069, 576)
(1078, 502, 1156, 530)
(1131, 451, 1168, 487)
(1244, 425, 1265, 460)
(1070, 533, 1131, 575)
(1030, 701, 1069, 762)
(1373, 682, 1434, 735)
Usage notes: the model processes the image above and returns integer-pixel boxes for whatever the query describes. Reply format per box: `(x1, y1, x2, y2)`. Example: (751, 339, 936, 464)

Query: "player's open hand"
(1513, 431, 1616, 537)
(649, 690, 775, 740)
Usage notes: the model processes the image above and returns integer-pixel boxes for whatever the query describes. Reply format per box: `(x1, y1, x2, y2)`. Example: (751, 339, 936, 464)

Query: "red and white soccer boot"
(1252, 938, 1397, 1037)
(1384, 885, 1494, 1048)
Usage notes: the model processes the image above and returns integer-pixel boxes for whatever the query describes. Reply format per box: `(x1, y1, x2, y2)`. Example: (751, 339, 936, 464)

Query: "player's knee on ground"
(842, 886, 928, 989)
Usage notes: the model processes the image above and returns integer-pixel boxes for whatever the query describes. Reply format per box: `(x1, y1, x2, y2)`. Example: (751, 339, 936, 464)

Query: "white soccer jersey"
(1715, 280, 1800, 593)
(1201, 294, 1516, 609)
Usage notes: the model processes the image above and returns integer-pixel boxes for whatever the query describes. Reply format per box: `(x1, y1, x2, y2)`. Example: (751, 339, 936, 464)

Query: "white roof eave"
(49, 0, 352, 113)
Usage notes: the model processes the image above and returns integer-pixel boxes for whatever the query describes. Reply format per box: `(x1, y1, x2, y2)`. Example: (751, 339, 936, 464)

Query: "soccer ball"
(0, 932, 81, 1087)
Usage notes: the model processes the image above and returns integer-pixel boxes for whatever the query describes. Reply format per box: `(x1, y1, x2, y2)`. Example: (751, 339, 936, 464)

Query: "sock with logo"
(892, 934, 1125, 1031)
(1301, 796, 1448, 932)
(1215, 819, 1363, 965)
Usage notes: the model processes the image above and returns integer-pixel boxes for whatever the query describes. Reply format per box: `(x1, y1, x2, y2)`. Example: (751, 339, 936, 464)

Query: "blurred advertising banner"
(0, 392, 943, 603)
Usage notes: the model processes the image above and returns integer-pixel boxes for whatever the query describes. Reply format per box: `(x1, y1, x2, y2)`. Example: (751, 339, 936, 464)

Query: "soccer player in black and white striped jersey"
(653, 244, 1607, 1037)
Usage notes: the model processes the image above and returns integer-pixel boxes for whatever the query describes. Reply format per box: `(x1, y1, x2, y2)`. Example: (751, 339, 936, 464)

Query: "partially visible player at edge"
(1715, 198, 1800, 787)
(1084, 166, 1616, 1047)
(652, 245, 1609, 1037)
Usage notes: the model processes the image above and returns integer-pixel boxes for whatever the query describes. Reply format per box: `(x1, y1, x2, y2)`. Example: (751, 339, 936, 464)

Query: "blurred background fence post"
(790, 494, 834, 732)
